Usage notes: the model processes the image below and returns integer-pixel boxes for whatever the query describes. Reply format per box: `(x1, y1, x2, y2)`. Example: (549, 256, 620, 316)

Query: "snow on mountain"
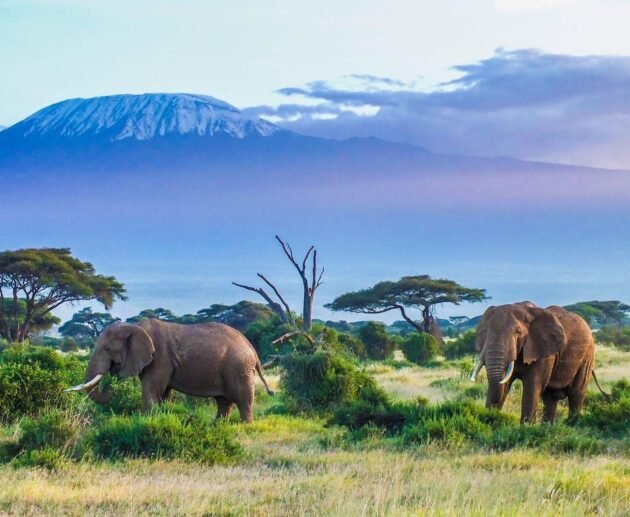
(12, 93, 281, 141)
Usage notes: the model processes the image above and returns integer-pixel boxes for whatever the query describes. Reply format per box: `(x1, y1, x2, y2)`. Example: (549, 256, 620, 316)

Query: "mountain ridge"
(3, 93, 282, 142)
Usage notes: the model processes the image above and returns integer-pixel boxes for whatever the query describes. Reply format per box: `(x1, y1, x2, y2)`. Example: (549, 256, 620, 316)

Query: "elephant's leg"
(541, 390, 560, 423)
(234, 377, 255, 423)
(215, 396, 235, 420)
(140, 374, 169, 411)
(520, 359, 554, 424)
(566, 359, 592, 424)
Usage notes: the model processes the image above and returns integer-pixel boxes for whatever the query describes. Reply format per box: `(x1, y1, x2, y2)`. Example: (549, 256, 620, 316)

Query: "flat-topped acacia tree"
(325, 275, 488, 340)
(0, 248, 126, 342)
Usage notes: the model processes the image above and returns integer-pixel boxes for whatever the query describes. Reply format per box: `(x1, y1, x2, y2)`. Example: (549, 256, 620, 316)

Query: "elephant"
(471, 301, 600, 423)
(67, 319, 274, 422)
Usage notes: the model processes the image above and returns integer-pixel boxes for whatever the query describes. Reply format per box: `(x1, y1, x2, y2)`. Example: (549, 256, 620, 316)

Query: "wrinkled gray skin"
(83, 319, 273, 422)
(475, 302, 595, 424)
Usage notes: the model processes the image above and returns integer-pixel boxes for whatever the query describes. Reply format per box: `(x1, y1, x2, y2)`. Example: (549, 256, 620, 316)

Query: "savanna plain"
(0, 344, 628, 516)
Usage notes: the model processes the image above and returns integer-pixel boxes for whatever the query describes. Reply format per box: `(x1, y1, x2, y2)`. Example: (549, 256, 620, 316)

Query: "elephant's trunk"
(485, 347, 507, 408)
(85, 354, 112, 405)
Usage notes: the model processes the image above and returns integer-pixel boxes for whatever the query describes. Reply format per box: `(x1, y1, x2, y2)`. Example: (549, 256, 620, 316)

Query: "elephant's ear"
(523, 310, 566, 364)
(120, 325, 155, 378)
(475, 306, 496, 352)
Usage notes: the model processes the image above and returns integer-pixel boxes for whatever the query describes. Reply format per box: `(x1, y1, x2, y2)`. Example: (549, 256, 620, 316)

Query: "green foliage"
(280, 351, 389, 412)
(399, 333, 439, 365)
(95, 376, 144, 415)
(565, 300, 630, 328)
(0, 247, 126, 342)
(337, 332, 367, 360)
(0, 299, 60, 340)
(89, 408, 243, 464)
(595, 326, 630, 350)
(194, 301, 274, 331)
(1, 409, 82, 469)
(59, 307, 119, 347)
(0, 346, 84, 422)
(444, 330, 477, 359)
(579, 380, 630, 436)
(245, 316, 293, 360)
(334, 396, 605, 454)
(326, 275, 488, 336)
(358, 322, 397, 360)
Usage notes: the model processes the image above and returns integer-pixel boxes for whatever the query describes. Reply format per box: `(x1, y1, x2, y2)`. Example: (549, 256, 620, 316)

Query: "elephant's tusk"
(499, 361, 515, 385)
(65, 374, 104, 392)
(470, 359, 484, 382)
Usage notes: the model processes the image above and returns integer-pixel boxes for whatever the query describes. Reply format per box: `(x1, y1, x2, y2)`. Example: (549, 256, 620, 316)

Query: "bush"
(333, 396, 604, 454)
(89, 408, 243, 464)
(444, 330, 477, 359)
(337, 333, 367, 360)
(245, 317, 294, 360)
(0, 346, 85, 421)
(399, 333, 439, 365)
(0, 363, 68, 422)
(1, 409, 83, 469)
(358, 322, 397, 360)
(580, 380, 630, 437)
(595, 326, 630, 350)
(280, 351, 389, 412)
(95, 376, 144, 415)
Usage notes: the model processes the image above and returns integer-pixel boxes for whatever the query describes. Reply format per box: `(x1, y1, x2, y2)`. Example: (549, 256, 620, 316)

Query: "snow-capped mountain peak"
(12, 93, 281, 141)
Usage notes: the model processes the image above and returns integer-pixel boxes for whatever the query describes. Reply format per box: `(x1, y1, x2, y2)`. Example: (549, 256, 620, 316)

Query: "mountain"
(1, 92, 630, 319)
(5, 93, 281, 141)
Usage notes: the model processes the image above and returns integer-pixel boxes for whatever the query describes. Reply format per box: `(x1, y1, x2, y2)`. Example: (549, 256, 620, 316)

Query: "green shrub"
(1, 409, 83, 468)
(337, 332, 367, 360)
(89, 408, 243, 464)
(0, 346, 85, 421)
(580, 380, 630, 437)
(333, 396, 603, 454)
(444, 330, 477, 359)
(358, 322, 397, 360)
(399, 333, 439, 365)
(487, 424, 601, 454)
(18, 410, 80, 451)
(12, 447, 67, 470)
(95, 376, 144, 415)
(0, 363, 68, 421)
(595, 326, 630, 350)
(280, 351, 389, 412)
(382, 358, 416, 369)
(245, 317, 294, 360)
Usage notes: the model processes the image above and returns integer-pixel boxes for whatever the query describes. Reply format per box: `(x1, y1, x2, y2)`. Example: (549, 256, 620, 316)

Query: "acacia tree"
(0, 248, 126, 342)
(325, 275, 488, 340)
(233, 235, 324, 331)
(564, 300, 630, 328)
(59, 307, 120, 343)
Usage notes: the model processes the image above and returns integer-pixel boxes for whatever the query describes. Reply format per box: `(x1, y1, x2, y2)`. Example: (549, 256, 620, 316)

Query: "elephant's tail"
(592, 370, 610, 399)
(256, 362, 275, 396)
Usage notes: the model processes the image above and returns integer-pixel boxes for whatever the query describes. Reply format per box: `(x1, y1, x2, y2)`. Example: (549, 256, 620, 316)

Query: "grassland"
(0, 346, 628, 516)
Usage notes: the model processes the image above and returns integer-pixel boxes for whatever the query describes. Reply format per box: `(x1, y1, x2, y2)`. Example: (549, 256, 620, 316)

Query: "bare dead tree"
(232, 235, 324, 332)
(232, 276, 295, 326)
(274, 235, 323, 331)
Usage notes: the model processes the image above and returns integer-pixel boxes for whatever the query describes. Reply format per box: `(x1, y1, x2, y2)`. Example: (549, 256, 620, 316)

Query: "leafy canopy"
(326, 275, 488, 314)
(0, 248, 126, 341)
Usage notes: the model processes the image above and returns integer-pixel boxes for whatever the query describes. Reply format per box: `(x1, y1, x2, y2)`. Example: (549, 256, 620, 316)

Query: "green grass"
(0, 344, 627, 515)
